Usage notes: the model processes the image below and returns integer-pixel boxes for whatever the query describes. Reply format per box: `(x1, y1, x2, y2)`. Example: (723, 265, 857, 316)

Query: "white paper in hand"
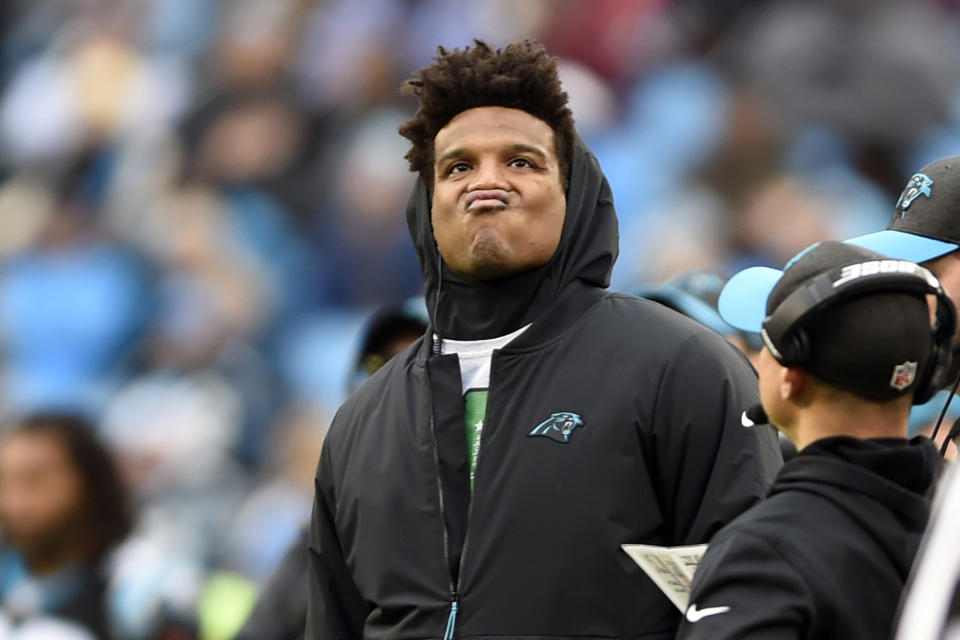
(622, 543, 707, 612)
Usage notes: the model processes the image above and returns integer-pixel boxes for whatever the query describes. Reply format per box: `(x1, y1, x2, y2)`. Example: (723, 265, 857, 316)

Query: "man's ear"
(780, 366, 806, 401)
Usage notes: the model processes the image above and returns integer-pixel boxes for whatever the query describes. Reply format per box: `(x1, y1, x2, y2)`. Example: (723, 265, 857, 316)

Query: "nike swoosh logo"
(741, 410, 755, 427)
(686, 603, 731, 623)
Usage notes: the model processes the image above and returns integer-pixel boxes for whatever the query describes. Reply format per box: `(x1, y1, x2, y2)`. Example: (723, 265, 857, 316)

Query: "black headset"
(760, 259, 957, 405)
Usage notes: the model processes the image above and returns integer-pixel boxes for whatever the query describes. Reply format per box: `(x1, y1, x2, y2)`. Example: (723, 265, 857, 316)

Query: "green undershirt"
(464, 389, 487, 491)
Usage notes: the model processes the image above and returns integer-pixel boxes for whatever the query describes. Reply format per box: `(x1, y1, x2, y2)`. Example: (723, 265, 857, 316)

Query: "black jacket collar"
(771, 436, 941, 527)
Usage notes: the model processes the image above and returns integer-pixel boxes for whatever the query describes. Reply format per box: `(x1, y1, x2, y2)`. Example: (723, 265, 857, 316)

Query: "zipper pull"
(443, 600, 458, 640)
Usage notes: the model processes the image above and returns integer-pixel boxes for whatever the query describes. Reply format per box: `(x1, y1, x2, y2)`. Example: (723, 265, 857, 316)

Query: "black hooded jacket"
(677, 436, 941, 640)
(306, 138, 782, 639)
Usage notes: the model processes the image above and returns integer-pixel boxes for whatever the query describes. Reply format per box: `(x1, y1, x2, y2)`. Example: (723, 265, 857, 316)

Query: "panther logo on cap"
(896, 173, 933, 216)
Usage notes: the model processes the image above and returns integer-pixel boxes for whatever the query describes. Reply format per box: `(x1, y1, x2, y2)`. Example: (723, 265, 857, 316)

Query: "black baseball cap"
(350, 297, 429, 391)
(720, 241, 936, 400)
(846, 156, 960, 262)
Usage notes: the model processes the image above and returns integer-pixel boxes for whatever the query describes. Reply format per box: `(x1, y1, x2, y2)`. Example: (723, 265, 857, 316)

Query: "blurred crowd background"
(2, 0, 960, 638)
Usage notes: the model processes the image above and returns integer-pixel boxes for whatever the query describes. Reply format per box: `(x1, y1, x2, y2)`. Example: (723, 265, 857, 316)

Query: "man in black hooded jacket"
(677, 241, 950, 639)
(305, 40, 782, 640)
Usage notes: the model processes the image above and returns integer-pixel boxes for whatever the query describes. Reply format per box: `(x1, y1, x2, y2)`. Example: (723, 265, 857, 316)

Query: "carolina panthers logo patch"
(528, 412, 584, 443)
(896, 173, 933, 216)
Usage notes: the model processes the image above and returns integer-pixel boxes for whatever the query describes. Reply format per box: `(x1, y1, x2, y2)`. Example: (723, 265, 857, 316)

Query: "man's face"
(0, 432, 85, 555)
(430, 106, 566, 280)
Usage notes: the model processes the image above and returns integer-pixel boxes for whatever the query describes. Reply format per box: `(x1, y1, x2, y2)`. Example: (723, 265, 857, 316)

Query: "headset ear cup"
(912, 292, 956, 405)
(912, 342, 942, 405)
(913, 332, 951, 405)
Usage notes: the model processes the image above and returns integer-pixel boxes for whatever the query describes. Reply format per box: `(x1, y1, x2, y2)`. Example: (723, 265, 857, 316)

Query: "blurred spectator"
(0, 412, 133, 639)
(635, 270, 761, 364)
(539, 0, 664, 83)
(309, 108, 422, 308)
(736, 0, 960, 148)
(0, 156, 150, 417)
(181, 88, 317, 327)
(110, 180, 282, 465)
(721, 0, 960, 198)
(347, 297, 429, 392)
(220, 404, 325, 585)
(101, 372, 243, 639)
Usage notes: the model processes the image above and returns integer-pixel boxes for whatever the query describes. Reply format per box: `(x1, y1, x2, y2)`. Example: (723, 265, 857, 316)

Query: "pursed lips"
(465, 189, 510, 211)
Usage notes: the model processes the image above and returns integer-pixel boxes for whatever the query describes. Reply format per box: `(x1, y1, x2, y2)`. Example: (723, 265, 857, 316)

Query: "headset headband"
(764, 260, 946, 350)
(761, 258, 956, 404)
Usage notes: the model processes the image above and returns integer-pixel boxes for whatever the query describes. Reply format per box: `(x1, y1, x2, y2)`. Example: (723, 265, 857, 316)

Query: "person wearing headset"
(843, 156, 960, 454)
(676, 240, 954, 640)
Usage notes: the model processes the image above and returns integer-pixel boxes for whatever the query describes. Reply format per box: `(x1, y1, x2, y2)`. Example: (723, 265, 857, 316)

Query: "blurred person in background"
(234, 298, 428, 640)
(678, 241, 952, 639)
(0, 412, 133, 639)
(722, 0, 960, 201)
(101, 368, 244, 640)
(307, 39, 780, 639)
(635, 270, 762, 367)
(308, 109, 424, 308)
(0, 153, 151, 418)
(119, 179, 283, 468)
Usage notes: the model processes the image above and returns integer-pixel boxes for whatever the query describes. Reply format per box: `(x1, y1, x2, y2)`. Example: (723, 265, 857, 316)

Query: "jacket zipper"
(428, 369, 460, 638)
(429, 325, 500, 639)
(443, 600, 459, 640)
(428, 355, 494, 640)
(442, 454, 483, 639)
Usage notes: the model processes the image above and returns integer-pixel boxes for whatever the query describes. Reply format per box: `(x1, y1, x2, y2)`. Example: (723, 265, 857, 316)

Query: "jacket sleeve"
(650, 332, 782, 544)
(305, 442, 368, 640)
(675, 528, 812, 639)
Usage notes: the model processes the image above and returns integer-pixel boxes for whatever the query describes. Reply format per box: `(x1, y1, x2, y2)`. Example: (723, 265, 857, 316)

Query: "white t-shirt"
(439, 324, 530, 394)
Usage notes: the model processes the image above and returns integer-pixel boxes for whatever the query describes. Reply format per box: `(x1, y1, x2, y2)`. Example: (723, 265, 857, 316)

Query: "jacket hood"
(772, 436, 940, 575)
(405, 136, 618, 341)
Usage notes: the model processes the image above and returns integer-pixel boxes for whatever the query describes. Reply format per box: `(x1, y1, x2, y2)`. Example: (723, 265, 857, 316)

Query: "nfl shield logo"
(890, 361, 917, 391)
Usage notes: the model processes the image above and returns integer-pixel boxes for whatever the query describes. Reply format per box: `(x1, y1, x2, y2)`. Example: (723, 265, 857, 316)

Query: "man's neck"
(790, 399, 911, 451)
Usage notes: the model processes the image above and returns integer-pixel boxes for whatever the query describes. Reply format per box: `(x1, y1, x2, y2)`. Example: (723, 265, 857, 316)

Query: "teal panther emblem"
(529, 412, 584, 443)
(896, 173, 933, 216)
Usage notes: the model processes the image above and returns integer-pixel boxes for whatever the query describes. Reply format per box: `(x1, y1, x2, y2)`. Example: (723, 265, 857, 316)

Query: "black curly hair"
(399, 39, 575, 191)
